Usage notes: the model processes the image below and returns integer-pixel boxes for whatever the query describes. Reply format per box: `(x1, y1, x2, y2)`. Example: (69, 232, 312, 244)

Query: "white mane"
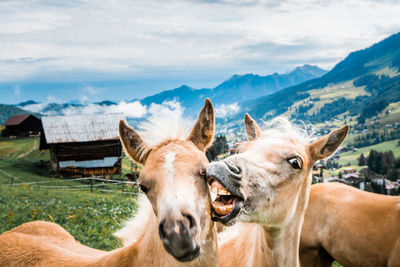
(138, 105, 193, 147)
(259, 116, 312, 144)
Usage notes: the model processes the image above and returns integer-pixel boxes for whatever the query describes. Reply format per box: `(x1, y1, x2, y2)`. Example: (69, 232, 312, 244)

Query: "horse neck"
(265, 222, 302, 267)
(99, 205, 219, 267)
(264, 177, 311, 267)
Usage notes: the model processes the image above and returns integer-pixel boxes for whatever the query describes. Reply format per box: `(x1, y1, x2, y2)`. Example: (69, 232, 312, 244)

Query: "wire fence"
(0, 169, 139, 196)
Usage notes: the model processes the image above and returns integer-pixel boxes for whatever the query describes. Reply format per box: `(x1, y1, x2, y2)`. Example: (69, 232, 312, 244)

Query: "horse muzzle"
(206, 161, 244, 225)
(158, 213, 200, 262)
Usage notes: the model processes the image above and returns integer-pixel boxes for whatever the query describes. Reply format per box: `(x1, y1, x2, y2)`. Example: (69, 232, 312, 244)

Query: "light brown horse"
(207, 114, 348, 267)
(0, 99, 219, 266)
(300, 182, 400, 267)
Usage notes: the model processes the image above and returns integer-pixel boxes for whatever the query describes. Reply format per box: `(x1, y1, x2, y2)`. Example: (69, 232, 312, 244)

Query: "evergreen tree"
(206, 146, 218, 162)
(383, 151, 395, 168)
(367, 150, 378, 172)
(382, 178, 388, 195)
(387, 168, 400, 181)
(206, 135, 229, 162)
(358, 153, 367, 166)
(213, 135, 229, 155)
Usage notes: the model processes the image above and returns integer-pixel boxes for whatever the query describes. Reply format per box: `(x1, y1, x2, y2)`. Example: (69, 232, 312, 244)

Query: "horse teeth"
(217, 187, 231, 196)
(210, 185, 219, 194)
(209, 180, 231, 196)
(210, 191, 217, 201)
(213, 204, 233, 216)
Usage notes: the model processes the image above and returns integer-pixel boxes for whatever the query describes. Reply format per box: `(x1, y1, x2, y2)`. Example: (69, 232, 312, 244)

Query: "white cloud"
(61, 103, 104, 116)
(81, 86, 101, 103)
(105, 101, 147, 118)
(60, 101, 148, 118)
(85, 86, 100, 96)
(0, 0, 399, 83)
(80, 95, 89, 104)
(215, 102, 240, 118)
(22, 102, 49, 114)
(22, 99, 188, 120)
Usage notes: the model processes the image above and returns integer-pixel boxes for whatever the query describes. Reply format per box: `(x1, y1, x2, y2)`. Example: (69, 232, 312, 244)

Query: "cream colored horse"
(300, 182, 400, 267)
(207, 114, 348, 267)
(0, 99, 219, 267)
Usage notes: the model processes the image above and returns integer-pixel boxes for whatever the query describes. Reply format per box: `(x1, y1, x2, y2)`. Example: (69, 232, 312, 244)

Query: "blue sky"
(1, 0, 400, 104)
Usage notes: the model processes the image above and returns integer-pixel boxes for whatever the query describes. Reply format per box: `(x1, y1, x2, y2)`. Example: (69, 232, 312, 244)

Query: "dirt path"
(18, 140, 37, 158)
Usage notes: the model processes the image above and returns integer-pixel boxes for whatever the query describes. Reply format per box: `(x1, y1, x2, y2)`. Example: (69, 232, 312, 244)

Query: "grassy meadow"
(0, 136, 139, 250)
(338, 140, 400, 166)
(0, 185, 137, 250)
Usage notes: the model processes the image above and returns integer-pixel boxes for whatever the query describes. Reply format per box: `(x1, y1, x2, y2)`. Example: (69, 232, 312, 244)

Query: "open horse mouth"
(207, 177, 243, 224)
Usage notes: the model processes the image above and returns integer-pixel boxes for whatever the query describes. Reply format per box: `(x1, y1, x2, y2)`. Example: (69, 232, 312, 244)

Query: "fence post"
(121, 182, 124, 193)
(11, 176, 13, 186)
(90, 178, 93, 193)
(37, 180, 40, 189)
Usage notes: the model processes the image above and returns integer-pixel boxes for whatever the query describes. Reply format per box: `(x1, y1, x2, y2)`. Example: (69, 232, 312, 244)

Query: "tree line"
(358, 150, 400, 181)
(349, 127, 400, 148)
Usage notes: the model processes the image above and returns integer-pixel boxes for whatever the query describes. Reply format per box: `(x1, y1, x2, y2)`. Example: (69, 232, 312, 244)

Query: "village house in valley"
(2, 114, 42, 137)
(40, 113, 126, 177)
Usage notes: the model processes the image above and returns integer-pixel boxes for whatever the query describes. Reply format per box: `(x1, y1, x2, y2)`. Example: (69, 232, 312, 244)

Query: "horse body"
(300, 182, 400, 267)
(0, 221, 106, 266)
(218, 182, 400, 267)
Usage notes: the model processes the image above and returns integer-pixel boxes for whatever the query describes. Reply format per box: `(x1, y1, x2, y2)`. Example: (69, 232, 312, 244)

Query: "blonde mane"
(138, 106, 193, 147)
(258, 116, 312, 145)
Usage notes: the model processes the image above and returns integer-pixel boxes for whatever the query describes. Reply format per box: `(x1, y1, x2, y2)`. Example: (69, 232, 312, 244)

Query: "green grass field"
(0, 136, 139, 250)
(0, 185, 137, 250)
(338, 140, 400, 166)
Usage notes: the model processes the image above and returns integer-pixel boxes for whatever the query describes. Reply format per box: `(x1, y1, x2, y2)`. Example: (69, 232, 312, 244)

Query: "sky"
(0, 0, 400, 104)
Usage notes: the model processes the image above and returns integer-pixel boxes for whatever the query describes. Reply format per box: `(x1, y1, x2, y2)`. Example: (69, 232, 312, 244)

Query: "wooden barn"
(40, 113, 126, 177)
(2, 114, 42, 137)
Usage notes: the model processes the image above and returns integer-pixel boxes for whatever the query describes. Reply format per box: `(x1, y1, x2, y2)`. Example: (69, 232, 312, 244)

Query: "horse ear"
(308, 125, 349, 162)
(119, 120, 151, 165)
(188, 98, 215, 151)
(244, 113, 262, 141)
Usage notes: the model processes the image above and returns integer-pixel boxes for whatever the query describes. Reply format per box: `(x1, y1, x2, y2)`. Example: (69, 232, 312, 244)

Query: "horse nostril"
(225, 161, 241, 176)
(183, 214, 197, 234)
(158, 220, 166, 240)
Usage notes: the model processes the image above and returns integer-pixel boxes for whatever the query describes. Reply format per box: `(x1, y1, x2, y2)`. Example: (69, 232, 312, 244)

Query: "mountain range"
(230, 32, 400, 124)
(140, 64, 327, 115)
(1, 32, 400, 136)
(0, 64, 327, 123)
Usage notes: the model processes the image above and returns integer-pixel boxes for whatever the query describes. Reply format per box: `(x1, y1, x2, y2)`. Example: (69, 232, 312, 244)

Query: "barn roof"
(3, 114, 32, 126)
(41, 113, 126, 144)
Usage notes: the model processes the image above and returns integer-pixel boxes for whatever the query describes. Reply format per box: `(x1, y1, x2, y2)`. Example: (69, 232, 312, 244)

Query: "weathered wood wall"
(48, 140, 122, 176)
(52, 140, 121, 161)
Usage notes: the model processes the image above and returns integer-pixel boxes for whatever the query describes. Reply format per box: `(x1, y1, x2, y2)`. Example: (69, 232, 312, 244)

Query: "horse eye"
(287, 157, 302, 169)
(139, 184, 149, 194)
